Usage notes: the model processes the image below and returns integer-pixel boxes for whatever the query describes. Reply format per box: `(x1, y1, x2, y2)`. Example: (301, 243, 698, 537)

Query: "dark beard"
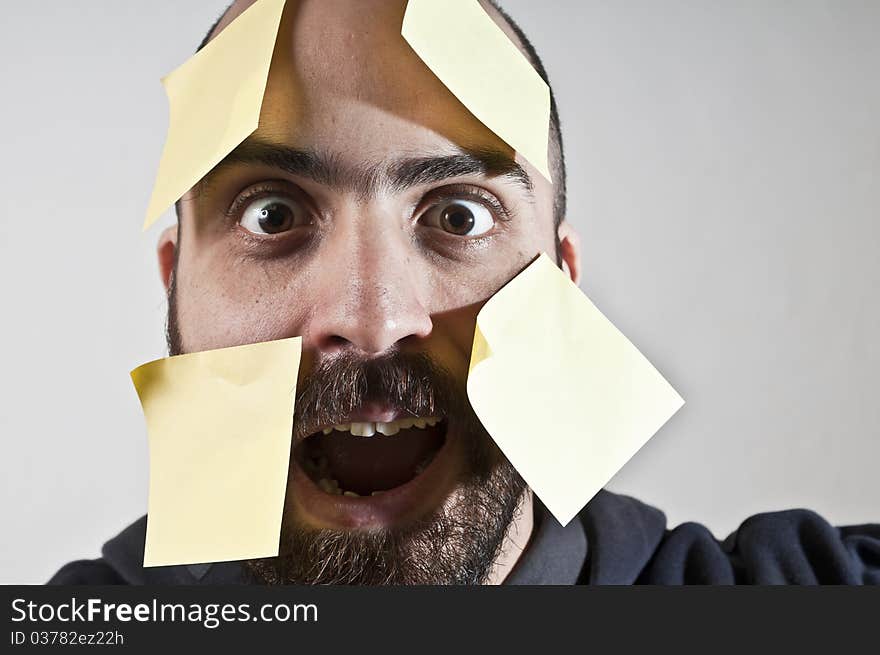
(247, 456, 525, 585)
(166, 279, 528, 585)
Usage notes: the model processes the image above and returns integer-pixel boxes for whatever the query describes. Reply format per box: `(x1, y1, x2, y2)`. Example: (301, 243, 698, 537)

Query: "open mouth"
(294, 416, 449, 497)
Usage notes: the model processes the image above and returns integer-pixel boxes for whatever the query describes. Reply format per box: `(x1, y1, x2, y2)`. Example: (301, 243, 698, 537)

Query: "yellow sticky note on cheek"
(143, 0, 287, 230)
(402, 0, 553, 182)
(131, 337, 301, 567)
(467, 255, 684, 526)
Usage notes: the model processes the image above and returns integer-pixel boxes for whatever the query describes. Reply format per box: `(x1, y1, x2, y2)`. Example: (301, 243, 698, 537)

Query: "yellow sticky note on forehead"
(131, 337, 301, 567)
(143, 0, 287, 229)
(468, 255, 684, 526)
(402, 0, 553, 182)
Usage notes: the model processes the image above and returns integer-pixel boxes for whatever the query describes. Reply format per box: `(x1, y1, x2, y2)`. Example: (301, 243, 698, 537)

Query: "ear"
(557, 220, 582, 285)
(157, 225, 178, 293)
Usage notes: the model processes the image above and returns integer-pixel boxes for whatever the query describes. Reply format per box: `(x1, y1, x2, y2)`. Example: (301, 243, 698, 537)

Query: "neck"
(484, 490, 535, 585)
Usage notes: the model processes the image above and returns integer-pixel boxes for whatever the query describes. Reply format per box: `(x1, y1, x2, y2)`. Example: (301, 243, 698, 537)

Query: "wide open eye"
(420, 199, 495, 237)
(239, 195, 306, 235)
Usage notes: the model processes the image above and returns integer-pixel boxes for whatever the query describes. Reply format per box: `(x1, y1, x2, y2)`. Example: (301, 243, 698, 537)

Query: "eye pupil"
(440, 203, 475, 235)
(257, 203, 293, 233)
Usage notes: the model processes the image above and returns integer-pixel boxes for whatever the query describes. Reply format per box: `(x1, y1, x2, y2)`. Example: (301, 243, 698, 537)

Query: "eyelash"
(417, 184, 512, 224)
(224, 182, 304, 223)
(224, 182, 512, 230)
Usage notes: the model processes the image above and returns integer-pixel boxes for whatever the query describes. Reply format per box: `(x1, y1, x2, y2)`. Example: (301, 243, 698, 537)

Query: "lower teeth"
(304, 431, 441, 497)
(313, 474, 411, 497)
(317, 477, 341, 494)
(314, 478, 385, 497)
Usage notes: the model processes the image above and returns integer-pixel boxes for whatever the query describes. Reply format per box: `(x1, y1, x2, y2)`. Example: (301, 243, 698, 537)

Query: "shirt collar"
(503, 498, 588, 585)
(183, 499, 590, 585)
(178, 500, 589, 585)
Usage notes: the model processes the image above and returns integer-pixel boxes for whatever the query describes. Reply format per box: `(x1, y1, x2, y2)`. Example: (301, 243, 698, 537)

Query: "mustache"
(292, 351, 466, 443)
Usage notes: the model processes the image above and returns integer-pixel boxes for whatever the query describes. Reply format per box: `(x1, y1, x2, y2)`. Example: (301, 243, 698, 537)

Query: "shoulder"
(47, 515, 247, 585)
(578, 491, 880, 585)
(47, 516, 149, 585)
(640, 507, 880, 585)
(722, 508, 880, 584)
(49, 516, 248, 585)
(47, 558, 127, 585)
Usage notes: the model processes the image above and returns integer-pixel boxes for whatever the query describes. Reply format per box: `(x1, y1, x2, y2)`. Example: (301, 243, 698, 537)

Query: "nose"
(304, 219, 433, 357)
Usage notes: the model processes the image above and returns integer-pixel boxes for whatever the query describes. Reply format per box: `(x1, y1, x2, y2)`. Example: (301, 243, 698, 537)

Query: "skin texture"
(157, 0, 582, 584)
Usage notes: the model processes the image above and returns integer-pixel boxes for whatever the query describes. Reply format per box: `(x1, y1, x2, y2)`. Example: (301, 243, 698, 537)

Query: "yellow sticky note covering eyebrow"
(467, 255, 684, 526)
(143, 0, 287, 230)
(402, 0, 553, 182)
(131, 337, 301, 567)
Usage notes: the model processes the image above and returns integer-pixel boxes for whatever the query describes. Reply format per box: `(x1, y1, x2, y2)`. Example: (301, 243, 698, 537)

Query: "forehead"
(211, 0, 535, 174)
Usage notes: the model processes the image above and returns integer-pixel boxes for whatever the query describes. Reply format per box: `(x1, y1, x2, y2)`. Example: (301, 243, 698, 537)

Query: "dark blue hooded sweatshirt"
(48, 490, 880, 585)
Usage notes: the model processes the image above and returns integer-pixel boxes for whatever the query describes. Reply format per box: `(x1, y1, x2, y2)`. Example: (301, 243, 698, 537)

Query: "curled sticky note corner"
(131, 337, 301, 567)
(143, 0, 287, 230)
(467, 254, 684, 526)
(402, 0, 552, 182)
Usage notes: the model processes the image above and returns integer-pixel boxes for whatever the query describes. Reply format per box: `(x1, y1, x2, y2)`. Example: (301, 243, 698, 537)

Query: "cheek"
(423, 302, 482, 383)
(416, 248, 539, 380)
(420, 239, 538, 311)
(174, 249, 313, 352)
(172, 218, 550, 357)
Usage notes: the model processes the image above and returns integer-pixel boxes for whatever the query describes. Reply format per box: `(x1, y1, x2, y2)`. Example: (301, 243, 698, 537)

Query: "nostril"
(307, 294, 433, 356)
(318, 334, 354, 353)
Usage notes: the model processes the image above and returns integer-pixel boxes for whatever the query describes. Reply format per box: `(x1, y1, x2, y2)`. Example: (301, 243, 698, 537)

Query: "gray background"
(1, 1, 877, 584)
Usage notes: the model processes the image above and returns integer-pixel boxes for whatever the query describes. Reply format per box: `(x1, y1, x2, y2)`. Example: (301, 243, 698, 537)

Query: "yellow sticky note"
(143, 0, 287, 229)
(402, 0, 552, 182)
(468, 255, 684, 526)
(131, 337, 301, 567)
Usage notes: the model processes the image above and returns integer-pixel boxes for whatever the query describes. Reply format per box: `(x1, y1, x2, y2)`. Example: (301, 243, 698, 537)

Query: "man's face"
(162, 0, 571, 584)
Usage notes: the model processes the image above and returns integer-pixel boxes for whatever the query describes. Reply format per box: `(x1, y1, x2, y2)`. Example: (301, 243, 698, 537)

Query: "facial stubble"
(166, 279, 527, 584)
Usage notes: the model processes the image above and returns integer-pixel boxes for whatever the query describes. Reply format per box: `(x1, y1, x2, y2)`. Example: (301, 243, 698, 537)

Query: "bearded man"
(50, 1, 879, 586)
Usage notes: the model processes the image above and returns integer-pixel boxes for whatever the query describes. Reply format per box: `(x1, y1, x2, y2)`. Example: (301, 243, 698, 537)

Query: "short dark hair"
(191, 1, 566, 227)
(485, 2, 567, 228)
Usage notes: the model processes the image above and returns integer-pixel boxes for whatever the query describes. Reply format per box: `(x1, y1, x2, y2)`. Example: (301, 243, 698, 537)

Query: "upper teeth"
(320, 417, 439, 437)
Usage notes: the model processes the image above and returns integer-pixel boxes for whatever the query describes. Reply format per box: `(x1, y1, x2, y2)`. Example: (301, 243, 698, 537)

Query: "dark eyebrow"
(214, 140, 340, 187)
(208, 139, 534, 199)
(388, 149, 534, 196)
